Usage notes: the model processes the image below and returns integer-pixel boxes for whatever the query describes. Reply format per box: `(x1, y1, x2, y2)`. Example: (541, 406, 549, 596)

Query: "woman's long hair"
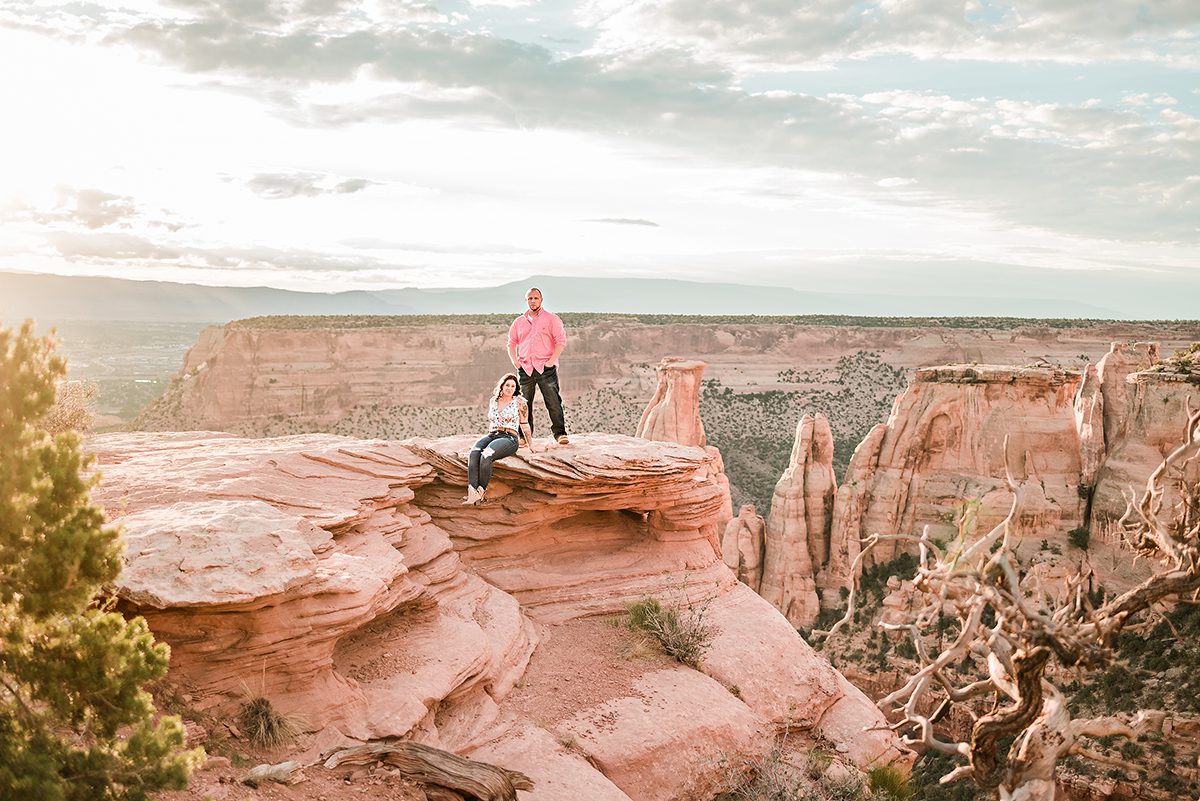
(493, 373, 520, 402)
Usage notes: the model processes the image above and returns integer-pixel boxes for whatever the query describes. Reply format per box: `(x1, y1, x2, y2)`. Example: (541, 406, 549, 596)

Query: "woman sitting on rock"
(465, 373, 535, 505)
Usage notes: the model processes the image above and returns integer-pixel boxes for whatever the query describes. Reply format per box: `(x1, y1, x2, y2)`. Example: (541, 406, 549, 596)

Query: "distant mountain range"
(0, 270, 1125, 323)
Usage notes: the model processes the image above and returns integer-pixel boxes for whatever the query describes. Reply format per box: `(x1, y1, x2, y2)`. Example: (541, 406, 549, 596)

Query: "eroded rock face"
(1091, 363, 1200, 542)
(1075, 363, 1105, 490)
(722, 504, 766, 591)
(89, 430, 910, 800)
(760, 414, 839, 628)
(829, 365, 1086, 567)
(637, 356, 733, 528)
(636, 357, 708, 448)
(1097, 342, 1160, 446)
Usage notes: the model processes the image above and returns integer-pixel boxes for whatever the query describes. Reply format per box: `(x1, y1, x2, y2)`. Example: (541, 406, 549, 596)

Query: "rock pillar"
(760, 414, 837, 628)
(722, 504, 766, 591)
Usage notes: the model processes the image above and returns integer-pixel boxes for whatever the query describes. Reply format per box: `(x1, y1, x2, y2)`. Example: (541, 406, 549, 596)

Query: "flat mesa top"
(225, 314, 1200, 332)
(915, 364, 1076, 386)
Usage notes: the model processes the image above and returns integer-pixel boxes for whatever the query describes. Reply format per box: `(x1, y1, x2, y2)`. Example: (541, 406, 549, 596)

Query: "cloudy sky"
(0, 0, 1197, 314)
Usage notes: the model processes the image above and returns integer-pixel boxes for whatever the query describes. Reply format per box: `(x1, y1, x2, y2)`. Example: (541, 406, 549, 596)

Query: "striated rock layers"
(134, 318, 1200, 439)
(722, 504, 766, 591)
(637, 356, 734, 529)
(755, 344, 1197, 614)
(1091, 348, 1200, 541)
(89, 431, 909, 801)
(760, 414, 846, 628)
(636, 357, 708, 447)
(831, 364, 1086, 568)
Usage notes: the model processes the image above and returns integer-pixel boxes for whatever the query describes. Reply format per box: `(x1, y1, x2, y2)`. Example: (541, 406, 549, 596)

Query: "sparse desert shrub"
(238, 696, 296, 748)
(805, 747, 833, 779)
(42, 378, 97, 435)
(625, 595, 714, 669)
(713, 746, 800, 801)
(867, 765, 913, 801)
(1068, 527, 1090, 550)
(821, 771, 865, 801)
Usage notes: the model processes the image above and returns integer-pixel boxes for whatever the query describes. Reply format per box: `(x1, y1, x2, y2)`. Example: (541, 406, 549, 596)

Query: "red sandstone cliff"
(88, 431, 910, 801)
(134, 319, 1200, 437)
(830, 364, 1086, 568)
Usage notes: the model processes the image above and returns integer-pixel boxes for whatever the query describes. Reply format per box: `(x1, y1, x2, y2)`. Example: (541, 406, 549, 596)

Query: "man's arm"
(548, 314, 566, 366)
(507, 319, 521, 370)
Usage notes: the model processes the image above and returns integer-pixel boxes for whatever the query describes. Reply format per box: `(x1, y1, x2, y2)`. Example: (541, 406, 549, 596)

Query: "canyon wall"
(89, 430, 910, 801)
(831, 364, 1086, 567)
(132, 317, 1200, 521)
(757, 344, 1200, 621)
(136, 318, 1200, 438)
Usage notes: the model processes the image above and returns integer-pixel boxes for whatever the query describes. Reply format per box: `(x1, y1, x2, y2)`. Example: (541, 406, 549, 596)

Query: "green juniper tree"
(0, 322, 197, 800)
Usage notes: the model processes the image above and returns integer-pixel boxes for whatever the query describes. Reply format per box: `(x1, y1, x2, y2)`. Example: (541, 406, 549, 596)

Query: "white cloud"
(580, 0, 1200, 68)
(0, 0, 1195, 306)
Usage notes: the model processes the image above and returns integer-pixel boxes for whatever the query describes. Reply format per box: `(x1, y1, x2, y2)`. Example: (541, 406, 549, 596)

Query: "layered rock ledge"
(88, 431, 908, 801)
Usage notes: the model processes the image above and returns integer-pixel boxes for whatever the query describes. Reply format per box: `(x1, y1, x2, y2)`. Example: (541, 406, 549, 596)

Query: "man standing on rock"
(508, 287, 570, 445)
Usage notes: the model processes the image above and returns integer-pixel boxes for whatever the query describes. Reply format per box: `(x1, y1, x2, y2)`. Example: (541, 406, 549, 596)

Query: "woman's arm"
(518, 398, 535, 451)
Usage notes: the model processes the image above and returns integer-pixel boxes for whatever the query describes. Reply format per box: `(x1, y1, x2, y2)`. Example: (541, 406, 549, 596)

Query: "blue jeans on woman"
(468, 431, 519, 489)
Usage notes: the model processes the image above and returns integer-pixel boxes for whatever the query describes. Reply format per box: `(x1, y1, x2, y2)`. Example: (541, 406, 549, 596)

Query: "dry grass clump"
(866, 765, 913, 801)
(624, 596, 714, 669)
(238, 696, 296, 748)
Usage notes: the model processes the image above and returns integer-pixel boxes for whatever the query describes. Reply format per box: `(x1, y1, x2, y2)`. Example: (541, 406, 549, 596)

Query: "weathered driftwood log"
(242, 760, 304, 787)
(324, 741, 534, 801)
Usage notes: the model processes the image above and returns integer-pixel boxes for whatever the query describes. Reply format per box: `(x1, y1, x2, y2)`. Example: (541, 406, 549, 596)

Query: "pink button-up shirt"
(508, 309, 566, 374)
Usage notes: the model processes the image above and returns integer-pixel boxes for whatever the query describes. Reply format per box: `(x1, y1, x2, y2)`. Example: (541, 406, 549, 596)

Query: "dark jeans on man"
(468, 431, 519, 489)
(518, 365, 567, 440)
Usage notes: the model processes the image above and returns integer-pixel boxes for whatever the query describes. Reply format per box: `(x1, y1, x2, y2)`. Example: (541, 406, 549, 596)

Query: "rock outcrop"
(760, 414, 841, 628)
(1090, 352, 1200, 542)
(830, 365, 1086, 567)
(89, 431, 910, 800)
(134, 319, 1200, 442)
(1097, 343, 1160, 446)
(1074, 363, 1105, 489)
(637, 356, 734, 527)
(722, 504, 766, 591)
(636, 357, 708, 447)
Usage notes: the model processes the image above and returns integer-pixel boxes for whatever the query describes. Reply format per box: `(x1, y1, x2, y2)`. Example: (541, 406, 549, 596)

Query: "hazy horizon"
(1, 0, 1197, 316)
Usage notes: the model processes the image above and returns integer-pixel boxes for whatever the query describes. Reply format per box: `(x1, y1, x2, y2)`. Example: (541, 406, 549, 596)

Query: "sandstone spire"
(722, 504, 766, 591)
(1074, 362, 1105, 489)
(636, 357, 708, 447)
(760, 413, 837, 628)
(637, 357, 733, 528)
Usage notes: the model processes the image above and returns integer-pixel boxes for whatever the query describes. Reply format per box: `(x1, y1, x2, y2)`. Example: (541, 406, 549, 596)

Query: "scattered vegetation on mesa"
(230, 313, 1137, 332)
(0, 322, 199, 800)
(624, 596, 714, 669)
(1147, 342, 1200, 378)
(704, 351, 909, 515)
